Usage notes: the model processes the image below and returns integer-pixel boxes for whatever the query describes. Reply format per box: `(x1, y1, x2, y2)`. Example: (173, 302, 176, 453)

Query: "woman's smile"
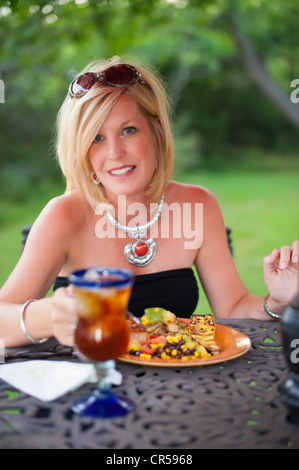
(108, 165, 136, 177)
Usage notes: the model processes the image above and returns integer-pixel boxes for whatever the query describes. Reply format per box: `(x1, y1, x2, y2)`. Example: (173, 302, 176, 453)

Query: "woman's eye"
(93, 134, 103, 143)
(123, 127, 136, 136)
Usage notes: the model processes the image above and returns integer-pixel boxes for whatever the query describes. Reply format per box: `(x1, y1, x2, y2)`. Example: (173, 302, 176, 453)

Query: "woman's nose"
(108, 137, 124, 160)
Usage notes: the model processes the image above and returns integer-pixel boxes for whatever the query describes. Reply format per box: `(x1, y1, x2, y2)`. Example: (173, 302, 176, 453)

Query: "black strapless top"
(53, 268, 199, 318)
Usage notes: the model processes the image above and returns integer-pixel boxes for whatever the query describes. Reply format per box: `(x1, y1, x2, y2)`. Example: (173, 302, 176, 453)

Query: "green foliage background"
(1, 0, 299, 199)
(0, 0, 298, 308)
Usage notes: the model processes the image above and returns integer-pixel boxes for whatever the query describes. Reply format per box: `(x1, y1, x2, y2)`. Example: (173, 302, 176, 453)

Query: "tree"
(0, 0, 298, 197)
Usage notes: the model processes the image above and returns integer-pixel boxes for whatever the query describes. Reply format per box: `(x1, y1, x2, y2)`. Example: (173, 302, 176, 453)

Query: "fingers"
(278, 241, 299, 269)
(278, 245, 292, 270)
(264, 241, 299, 271)
(51, 287, 78, 346)
(263, 248, 279, 271)
(291, 240, 299, 264)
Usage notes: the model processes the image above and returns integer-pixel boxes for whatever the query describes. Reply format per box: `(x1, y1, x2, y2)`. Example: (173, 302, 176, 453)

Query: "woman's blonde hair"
(56, 56, 174, 209)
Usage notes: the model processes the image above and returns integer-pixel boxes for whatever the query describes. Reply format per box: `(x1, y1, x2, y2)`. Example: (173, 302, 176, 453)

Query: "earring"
(91, 172, 100, 184)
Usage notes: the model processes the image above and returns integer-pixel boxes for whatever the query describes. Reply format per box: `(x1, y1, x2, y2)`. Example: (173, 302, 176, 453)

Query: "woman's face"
(88, 94, 158, 204)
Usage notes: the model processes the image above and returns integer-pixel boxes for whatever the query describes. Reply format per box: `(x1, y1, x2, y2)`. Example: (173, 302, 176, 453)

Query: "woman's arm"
(194, 189, 299, 319)
(0, 195, 79, 347)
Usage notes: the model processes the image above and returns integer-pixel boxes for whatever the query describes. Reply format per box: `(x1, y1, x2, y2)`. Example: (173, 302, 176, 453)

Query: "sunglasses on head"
(68, 64, 150, 98)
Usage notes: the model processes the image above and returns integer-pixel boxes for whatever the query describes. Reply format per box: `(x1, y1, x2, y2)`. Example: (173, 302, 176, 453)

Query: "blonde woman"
(0, 56, 298, 348)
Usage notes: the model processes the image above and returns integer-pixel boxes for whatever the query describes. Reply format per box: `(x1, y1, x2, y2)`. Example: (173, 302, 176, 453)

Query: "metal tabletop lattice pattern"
(1, 319, 299, 449)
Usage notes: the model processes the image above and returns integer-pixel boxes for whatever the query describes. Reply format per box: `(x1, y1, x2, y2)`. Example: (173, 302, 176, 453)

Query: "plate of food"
(119, 308, 251, 367)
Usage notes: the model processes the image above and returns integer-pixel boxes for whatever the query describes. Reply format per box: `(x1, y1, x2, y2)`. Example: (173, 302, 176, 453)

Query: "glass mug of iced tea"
(69, 267, 134, 418)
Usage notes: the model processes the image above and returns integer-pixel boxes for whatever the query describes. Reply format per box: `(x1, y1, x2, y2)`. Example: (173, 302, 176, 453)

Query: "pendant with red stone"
(134, 242, 148, 257)
(124, 238, 157, 266)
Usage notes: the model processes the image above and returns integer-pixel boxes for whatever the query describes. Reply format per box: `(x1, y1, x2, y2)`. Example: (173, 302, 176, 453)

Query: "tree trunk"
(231, 27, 299, 130)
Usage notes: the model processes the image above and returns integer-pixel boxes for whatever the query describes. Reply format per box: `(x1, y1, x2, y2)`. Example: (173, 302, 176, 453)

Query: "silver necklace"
(106, 195, 164, 266)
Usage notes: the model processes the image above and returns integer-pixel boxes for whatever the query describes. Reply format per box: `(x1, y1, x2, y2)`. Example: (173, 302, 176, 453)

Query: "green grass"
(0, 169, 298, 316)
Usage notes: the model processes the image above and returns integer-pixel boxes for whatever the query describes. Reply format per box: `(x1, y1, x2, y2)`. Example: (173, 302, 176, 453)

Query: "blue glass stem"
(94, 360, 116, 393)
(72, 360, 134, 418)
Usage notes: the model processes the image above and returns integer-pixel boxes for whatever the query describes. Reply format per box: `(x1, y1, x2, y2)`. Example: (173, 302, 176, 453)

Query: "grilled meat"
(127, 316, 148, 345)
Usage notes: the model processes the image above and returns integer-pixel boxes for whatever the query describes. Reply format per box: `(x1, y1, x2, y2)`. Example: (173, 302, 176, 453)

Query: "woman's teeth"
(110, 166, 135, 175)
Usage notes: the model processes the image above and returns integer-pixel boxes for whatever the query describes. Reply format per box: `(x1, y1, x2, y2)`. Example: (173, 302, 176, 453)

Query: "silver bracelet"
(20, 299, 48, 344)
(263, 294, 282, 320)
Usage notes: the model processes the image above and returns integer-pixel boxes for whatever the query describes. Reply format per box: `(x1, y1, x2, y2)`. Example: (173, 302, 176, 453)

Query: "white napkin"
(0, 360, 122, 402)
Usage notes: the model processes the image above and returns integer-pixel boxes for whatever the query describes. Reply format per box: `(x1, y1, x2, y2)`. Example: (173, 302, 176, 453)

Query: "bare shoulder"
(31, 190, 90, 238)
(167, 181, 223, 228)
(41, 190, 89, 222)
(167, 180, 217, 205)
(0, 190, 92, 301)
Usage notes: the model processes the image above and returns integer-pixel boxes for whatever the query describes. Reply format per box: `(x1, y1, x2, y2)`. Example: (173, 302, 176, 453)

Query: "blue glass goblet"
(69, 267, 134, 418)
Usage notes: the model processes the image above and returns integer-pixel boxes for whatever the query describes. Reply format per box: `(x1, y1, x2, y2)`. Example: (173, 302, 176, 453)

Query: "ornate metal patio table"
(1, 319, 299, 449)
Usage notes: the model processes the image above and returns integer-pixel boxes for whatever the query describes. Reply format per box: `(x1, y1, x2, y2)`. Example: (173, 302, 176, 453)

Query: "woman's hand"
(263, 240, 299, 310)
(50, 286, 78, 346)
